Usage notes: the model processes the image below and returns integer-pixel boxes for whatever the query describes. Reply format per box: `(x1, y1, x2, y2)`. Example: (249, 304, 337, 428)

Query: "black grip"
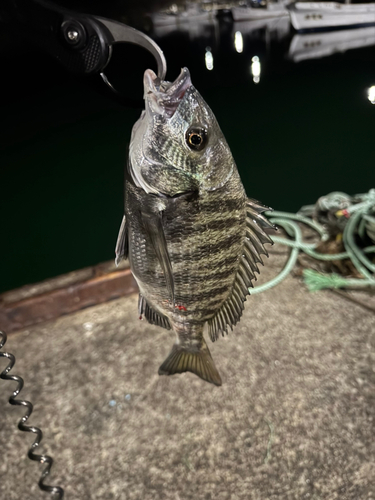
(13, 0, 113, 75)
(56, 16, 111, 75)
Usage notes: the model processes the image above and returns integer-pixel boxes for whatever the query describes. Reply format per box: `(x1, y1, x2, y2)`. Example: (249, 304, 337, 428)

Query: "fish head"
(129, 67, 235, 196)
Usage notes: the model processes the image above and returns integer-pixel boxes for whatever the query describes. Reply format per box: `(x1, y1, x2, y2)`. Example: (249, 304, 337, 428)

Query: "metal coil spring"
(0, 330, 64, 498)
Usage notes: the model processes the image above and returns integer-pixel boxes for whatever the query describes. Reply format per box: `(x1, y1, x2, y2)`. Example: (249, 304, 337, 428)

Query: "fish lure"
(116, 68, 274, 386)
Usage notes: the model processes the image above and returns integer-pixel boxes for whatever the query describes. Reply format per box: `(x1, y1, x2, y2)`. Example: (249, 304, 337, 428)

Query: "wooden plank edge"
(0, 267, 138, 334)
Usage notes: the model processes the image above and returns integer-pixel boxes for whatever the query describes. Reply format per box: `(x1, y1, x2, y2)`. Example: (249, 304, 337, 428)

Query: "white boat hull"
(232, 3, 289, 21)
(287, 2, 375, 30)
(289, 25, 375, 61)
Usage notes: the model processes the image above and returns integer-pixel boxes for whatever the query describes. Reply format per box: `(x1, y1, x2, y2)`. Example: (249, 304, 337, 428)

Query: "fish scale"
(115, 67, 275, 386)
(171, 194, 242, 307)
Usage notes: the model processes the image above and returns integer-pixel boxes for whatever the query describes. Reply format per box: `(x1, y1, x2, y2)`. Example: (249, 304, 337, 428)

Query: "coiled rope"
(251, 189, 375, 293)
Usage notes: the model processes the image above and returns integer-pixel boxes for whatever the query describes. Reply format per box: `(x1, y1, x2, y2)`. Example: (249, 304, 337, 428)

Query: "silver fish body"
(116, 68, 274, 386)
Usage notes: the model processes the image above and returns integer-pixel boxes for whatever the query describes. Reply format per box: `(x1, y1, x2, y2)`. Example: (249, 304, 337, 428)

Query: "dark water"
(1, 6, 375, 293)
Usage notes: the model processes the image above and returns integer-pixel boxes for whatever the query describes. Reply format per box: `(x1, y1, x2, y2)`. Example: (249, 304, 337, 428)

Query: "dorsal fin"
(208, 199, 275, 342)
(138, 294, 171, 330)
(246, 198, 276, 232)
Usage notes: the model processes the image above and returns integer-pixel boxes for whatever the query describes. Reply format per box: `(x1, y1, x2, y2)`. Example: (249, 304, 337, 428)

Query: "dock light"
(205, 47, 214, 71)
(251, 56, 261, 84)
(234, 31, 243, 53)
(368, 86, 375, 104)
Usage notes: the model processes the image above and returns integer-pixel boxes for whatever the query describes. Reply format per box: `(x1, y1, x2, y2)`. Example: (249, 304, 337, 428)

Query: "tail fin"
(158, 338, 222, 386)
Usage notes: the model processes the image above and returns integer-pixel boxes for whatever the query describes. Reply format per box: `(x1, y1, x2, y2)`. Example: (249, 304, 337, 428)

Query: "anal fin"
(138, 294, 171, 330)
(158, 338, 222, 386)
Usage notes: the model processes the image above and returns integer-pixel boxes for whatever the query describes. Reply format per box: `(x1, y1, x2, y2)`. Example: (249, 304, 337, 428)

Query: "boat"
(233, 16, 291, 39)
(287, 1, 375, 31)
(232, 0, 290, 20)
(150, 3, 215, 29)
(289, 25, 375, 61)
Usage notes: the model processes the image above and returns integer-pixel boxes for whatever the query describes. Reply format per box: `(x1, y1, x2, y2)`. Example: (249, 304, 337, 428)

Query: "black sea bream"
(116, 68, 274, 386)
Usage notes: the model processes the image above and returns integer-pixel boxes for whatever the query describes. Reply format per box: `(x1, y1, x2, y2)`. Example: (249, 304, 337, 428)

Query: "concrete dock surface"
(1, 247, 374, 500)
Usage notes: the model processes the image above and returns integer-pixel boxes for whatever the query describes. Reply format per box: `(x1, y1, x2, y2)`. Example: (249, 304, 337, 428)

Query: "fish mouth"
(144, 67, 192, 118)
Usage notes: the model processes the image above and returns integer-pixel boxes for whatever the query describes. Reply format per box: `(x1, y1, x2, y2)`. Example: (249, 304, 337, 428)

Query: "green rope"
(251, 218, 301, 294)
(271, 237, 374, 261)
(249, 191, 375, 294)
(303, 269, 372, 291)
(344, 209, 375, 275)
(265, 210, 328, 240)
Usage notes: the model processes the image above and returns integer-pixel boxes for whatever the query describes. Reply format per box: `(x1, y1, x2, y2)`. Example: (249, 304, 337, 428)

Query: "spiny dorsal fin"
(208, 254, 249, 342)
(158, 337, 222, 386)
(246, 198, 277, 231)
(138, 294, 171, 330)
(208, 200, 275, 342)
(115, 215, 128, 266)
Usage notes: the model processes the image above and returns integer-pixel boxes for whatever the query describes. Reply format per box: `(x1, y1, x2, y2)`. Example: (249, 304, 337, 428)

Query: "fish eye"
(186, 127, 207, 151)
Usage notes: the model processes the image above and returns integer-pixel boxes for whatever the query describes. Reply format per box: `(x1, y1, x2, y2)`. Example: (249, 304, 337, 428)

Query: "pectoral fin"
(142, 209, 175, 305)
(115, 215, 128, 266)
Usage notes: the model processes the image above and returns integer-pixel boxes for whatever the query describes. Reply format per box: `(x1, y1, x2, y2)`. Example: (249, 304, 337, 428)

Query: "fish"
(115, 67, 274, 386)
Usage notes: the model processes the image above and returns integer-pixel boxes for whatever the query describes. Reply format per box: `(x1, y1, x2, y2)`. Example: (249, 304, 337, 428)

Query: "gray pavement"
(0, 246, 374, 500)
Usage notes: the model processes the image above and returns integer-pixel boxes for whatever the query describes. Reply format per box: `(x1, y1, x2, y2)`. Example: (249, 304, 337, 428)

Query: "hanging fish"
(116, 68, 274, 386)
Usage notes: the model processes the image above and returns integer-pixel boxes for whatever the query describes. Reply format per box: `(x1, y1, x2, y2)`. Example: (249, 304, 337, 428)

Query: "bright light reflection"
(368, 86, 375, 104)
(234, 31, 243, 53)
(205, 47, 214, 71)
(251, 56, 261, 84)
